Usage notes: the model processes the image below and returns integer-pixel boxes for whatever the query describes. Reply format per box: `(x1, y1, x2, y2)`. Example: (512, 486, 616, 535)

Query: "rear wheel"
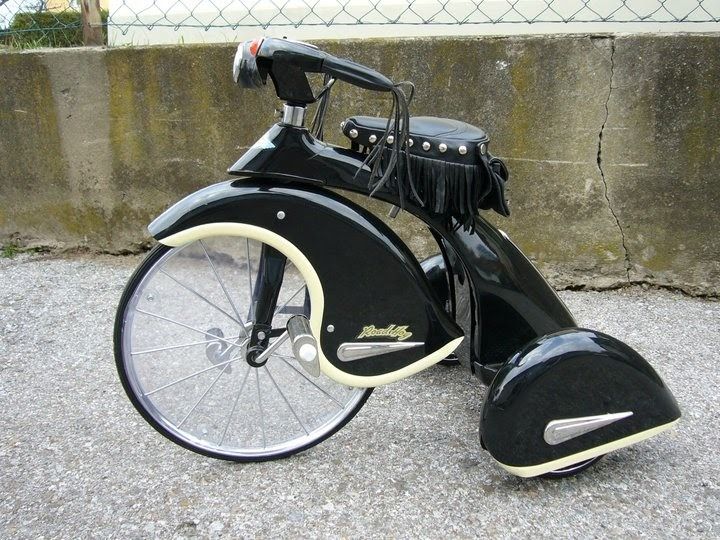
(540, 455, 604, 479)
(114, 235, 372, 461)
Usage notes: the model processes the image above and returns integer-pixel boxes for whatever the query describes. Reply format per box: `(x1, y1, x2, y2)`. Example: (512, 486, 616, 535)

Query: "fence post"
(81, 0, 104, 46)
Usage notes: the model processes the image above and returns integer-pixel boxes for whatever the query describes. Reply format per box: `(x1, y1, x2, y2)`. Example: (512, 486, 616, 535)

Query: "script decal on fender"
(356, 324, 413, 341)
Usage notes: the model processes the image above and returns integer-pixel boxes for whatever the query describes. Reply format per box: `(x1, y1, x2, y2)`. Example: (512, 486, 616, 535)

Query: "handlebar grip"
(249, 37, 395, 101)
(322, 56, 394, 93)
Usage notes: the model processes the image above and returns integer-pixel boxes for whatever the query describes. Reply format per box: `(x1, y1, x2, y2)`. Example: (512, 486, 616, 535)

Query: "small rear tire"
(540, 455, 604, 479)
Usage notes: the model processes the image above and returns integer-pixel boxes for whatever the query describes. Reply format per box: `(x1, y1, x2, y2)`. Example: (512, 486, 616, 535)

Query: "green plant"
(1, 243, 20, 258)
(2, 9, 108, 48)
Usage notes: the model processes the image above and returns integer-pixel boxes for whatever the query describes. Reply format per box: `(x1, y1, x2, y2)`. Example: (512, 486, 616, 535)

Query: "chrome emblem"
(337, 341, 424, 362)
(544, 412, 634, 445)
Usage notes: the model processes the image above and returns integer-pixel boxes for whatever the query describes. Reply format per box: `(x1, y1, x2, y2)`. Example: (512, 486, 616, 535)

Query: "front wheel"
(114, 235, 372, 461)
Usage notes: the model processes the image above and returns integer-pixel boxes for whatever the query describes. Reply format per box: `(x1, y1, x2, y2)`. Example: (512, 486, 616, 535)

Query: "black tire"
(114, 240, 372, 462)
(540, 455, 604, 479)
(437, 355, 461, 367)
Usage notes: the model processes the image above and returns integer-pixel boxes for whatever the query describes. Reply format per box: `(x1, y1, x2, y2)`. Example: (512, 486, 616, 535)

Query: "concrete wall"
(1, 34, 718, 295)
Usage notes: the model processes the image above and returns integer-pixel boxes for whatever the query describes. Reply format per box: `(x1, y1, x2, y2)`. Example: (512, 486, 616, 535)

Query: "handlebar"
(233, 37, 395, 104)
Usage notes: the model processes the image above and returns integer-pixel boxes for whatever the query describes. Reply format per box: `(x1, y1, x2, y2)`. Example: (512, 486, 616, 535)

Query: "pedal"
(286, 315, 320, 377)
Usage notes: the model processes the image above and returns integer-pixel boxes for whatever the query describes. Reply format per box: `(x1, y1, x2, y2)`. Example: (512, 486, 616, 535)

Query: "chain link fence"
(2, 0, 719, 47)
(0, 1, 107, 47)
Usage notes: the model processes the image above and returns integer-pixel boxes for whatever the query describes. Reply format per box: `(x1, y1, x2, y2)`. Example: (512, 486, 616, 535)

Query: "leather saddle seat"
(342, 116, 489, 163)
(341, 114, 510, 223)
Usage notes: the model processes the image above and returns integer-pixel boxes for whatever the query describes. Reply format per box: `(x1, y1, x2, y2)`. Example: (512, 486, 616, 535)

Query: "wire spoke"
(264, 365, 310, 435)
(199, 240, 248, 337)
(218, 365, 252, 446)
(273, 355, 343, 407)
(256, 369, 266, 448)
(135, 309, 241, 348)
(273, 285, 306, 316)
(177, 361, 231, 428)
(252, 331, 289, 365)
(132, 339, 225, 356)
(159, 268, 243, 327)
(143, 339, 249, 396)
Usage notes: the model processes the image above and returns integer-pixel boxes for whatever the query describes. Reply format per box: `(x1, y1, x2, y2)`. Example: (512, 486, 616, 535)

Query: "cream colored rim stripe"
(160, 223, 463, 388)
(496, 419, 679, 478)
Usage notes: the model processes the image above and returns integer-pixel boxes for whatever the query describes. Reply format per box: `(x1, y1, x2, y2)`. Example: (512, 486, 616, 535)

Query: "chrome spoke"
(256, 369, 266, 447)
(199, 240, 248, 337)
(121, 235, 370, 460)
(177, 361, 231, 428)
(273, 355, 343, 407)
(135, 309, 240, 348)
(252, 331, 289, 365)
(246, 238, 255, 321)
(143, 339, 249, 396)
(132, 339, 224, 356)
(273, 285, 305, 316)
(264, 365, 309, 435)
(219, 365, 251, 446)
(159, 268, 243, 327)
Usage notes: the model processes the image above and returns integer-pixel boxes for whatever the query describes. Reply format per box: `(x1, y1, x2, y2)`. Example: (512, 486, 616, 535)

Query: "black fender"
(420, 254, 451, 313)
(227, 123, 576, 380)
(479, 328, 681, 477)
(148, 179, 463, 387)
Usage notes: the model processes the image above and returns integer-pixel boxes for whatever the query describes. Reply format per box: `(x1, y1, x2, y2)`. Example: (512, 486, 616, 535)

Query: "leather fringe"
(383, 152, 510, 230)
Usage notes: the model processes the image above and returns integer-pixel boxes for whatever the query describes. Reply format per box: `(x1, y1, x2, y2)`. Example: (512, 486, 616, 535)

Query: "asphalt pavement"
(0, 253, 718, 539)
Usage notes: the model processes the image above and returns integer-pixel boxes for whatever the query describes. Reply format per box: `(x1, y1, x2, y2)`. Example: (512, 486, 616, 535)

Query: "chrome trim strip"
(544, 411, 634, 445)
(337, 341, 424, 362)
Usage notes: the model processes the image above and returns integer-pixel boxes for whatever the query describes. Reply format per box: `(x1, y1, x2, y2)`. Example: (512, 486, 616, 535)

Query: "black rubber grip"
(322, 56, 394, 92)
(256, 37, 394, 97)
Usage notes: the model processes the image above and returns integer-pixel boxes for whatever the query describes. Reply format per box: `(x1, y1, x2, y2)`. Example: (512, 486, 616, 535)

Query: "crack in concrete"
(596, 38, 631, 283)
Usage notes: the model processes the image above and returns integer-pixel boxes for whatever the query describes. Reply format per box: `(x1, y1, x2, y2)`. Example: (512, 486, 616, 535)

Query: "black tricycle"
(114, 38, 680, 478)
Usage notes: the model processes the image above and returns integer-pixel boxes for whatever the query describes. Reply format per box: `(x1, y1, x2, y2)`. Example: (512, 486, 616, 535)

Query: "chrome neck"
(282, 104, 306, 127)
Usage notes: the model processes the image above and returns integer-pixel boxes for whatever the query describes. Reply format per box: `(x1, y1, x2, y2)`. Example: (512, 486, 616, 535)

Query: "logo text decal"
(356, 324, 413, 341)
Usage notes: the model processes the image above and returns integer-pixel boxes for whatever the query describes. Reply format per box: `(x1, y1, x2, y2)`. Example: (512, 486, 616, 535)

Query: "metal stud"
(479, 142, 487, 155)
(327, 324, 335, 333)
(349, 129, 358, 139)
(387, 135, 394, 144)
(438, 143, 447, 153)
(369, 134, 377, 144)
(459, 145, 467, 155)
(422, 141, 431, 151)
(408, 138, 414, 147)
(340, 121, 346, 129)
(277, 211, 285, 220)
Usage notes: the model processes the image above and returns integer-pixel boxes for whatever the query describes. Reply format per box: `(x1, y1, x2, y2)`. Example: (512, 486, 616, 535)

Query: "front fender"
(149, 179, 463, 387)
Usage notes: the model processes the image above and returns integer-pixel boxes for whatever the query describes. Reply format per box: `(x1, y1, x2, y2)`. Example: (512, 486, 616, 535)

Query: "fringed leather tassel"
(402, 153, 510, 230)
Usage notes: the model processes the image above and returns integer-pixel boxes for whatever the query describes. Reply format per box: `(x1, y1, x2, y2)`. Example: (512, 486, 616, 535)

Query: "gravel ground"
(0, 253, 718, 539)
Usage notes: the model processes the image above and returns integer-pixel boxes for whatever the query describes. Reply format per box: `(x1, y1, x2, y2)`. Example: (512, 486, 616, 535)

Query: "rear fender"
(149, 179, 463, 388)
(479, 328, 681, 477)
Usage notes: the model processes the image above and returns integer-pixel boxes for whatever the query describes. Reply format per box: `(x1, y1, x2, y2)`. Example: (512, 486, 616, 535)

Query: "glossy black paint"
(253, 38, 394, 100)
(149, 182, 462, 377)
(479, 328, 681, 467)
(228, 123, 372, 186)
(228, 123, 576, 373)
(420, 254, 451, 312)
(246, 244, 286, 366)
(236, 38, 395, 104)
